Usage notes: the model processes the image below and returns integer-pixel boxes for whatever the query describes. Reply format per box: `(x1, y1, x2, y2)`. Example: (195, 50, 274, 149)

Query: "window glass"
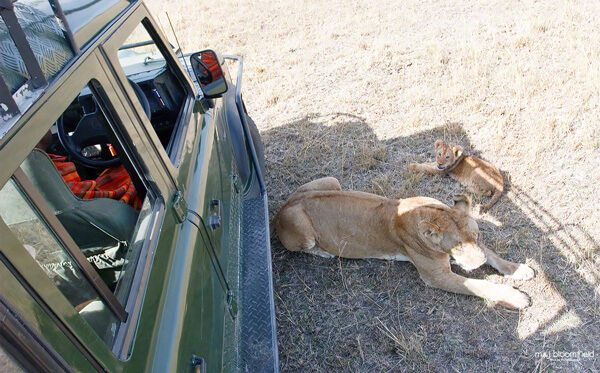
(116, 21, 187, 161)
(119, 27, 165, 71)
(0, 343, 26, 373)
(0, 80, 160, 347)
(0, 179, 120, 344)
(113, 196, 154, 304)
(49, 82, 158, 306)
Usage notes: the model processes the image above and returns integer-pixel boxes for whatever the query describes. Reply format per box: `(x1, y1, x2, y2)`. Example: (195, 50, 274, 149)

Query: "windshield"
(117, 23, 167, 76)
(117, 43, 166, 75)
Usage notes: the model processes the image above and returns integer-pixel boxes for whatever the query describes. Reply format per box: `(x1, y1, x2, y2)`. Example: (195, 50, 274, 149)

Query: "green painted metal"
(0, 261, 97, 372)
(0, 1, 254, 372)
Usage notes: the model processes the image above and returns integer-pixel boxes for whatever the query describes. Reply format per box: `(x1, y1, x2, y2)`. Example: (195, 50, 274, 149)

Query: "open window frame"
(101, 8, 198, 171)
(0, 49, 170, 363)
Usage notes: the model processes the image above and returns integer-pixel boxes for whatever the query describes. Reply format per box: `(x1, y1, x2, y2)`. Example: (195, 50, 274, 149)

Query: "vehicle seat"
(21, 149, 139, 257)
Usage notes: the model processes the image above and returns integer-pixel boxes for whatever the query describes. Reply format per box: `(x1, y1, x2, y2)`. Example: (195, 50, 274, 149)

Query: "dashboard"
(129, 67, 185, 135)
(63, 66, 185, 151)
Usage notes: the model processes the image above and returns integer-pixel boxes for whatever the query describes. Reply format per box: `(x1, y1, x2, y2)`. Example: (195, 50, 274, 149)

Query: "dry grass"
(146, 0, 600, 371)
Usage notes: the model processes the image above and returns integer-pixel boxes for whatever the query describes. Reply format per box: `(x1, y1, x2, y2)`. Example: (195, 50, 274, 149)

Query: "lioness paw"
(494, 286, 530, 309)
(308, 247, 336, 258)
(408, 163, 418, 171)
(507, 264, 535, 280)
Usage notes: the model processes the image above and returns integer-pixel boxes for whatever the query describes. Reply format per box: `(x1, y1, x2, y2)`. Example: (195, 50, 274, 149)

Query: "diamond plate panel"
(240, 195, 279, 372)
(0, 3, 74, 93)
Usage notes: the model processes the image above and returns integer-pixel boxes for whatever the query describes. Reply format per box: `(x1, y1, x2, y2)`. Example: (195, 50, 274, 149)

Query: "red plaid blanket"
(49, 154, 142, 210)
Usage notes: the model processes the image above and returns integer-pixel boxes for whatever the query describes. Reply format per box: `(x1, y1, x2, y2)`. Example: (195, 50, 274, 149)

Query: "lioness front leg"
(409, 162, 445, 175)
(483, 245, 535, 280)
(414, 256, 530, 309)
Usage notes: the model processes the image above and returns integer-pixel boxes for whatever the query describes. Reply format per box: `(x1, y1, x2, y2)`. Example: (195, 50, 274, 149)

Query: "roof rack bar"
(0, 3, 47, 89)
(0, 74, 19, 118)
(47, 0, 80, 54)
(120, 39, 155, 50)
(0, 0, 16, 10)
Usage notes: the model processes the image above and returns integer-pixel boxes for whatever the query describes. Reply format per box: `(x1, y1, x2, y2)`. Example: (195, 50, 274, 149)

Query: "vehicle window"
(0, 343, 26, 373)
(0, 179, 120, 343)
(0, 80, 162, 348)
(115, 20, 188, 163)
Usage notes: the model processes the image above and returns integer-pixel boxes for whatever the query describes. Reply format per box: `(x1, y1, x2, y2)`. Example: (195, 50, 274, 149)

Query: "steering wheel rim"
(57, 79, 151, 168)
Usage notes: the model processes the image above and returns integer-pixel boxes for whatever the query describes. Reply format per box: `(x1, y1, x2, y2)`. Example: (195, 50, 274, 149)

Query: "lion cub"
(410, 140, 504, 213)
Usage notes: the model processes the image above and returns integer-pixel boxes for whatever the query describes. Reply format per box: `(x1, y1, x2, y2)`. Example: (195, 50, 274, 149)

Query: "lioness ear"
(434, 139, 443, 149)
(453, 145, 463, 158)
(418, 221, 442, 245)
(452, 194, 471, 213)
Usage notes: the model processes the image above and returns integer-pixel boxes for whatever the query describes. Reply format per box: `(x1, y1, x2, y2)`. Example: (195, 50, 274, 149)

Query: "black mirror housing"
(191, 50, 228, 98)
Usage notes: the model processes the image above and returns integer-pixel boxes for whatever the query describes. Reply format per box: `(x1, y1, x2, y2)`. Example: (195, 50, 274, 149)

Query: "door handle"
(191, 355, 206, 373)
(209, 199, 221, 229)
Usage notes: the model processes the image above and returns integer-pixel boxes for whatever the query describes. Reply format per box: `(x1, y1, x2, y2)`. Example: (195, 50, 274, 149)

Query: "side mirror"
(190, 50, 228, 98)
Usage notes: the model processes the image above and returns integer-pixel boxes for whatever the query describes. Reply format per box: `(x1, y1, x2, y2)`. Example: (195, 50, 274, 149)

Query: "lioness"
(273, 177, 534, 309)
(409, 140, 504, 213)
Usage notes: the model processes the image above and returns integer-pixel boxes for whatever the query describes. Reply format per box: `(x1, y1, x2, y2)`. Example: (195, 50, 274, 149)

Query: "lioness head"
(417, 194, 486, 270)
(434, 139, 463, 171)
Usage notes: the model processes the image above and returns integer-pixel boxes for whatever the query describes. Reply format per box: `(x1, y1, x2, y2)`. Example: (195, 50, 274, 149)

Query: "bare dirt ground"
(147, 1, 600, 371)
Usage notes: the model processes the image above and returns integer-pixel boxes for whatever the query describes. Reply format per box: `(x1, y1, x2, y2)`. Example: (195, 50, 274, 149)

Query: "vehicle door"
(100, 8, 234, 371)
(0, 45, 179, 371)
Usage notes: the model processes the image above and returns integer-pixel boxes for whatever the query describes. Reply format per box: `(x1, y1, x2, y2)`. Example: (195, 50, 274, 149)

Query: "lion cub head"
(417, 194, 486, 271)
(434, 139, 464, 171)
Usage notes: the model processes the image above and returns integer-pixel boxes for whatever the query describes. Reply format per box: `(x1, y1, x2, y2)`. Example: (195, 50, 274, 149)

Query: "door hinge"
(231, 174, 241, 194)
(172, 191, 188, 224)
(209, 199, 222, 229)
(227, 290, 238, 319)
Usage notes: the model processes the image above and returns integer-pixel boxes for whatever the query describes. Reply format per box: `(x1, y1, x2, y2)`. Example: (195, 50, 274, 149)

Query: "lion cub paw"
(507, 264, 535, 281)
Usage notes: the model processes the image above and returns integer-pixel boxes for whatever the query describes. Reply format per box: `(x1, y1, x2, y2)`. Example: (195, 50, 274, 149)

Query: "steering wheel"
(57, 79, 151, 168)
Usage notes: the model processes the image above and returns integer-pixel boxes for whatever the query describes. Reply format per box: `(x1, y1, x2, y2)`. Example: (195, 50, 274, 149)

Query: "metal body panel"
(150, 108, 227, 371)
(0, 1, 278, 371)
(0, 258, 97, 372)
(222, 81, 252, 190)
(222, 55, 266, 196)
(0, 48, 179, 372)
(66, 0, 132, 49)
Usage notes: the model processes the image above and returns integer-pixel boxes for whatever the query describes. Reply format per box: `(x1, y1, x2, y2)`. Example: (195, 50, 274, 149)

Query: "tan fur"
(273, 177, 534, 309)
(409, 140, 504, 213)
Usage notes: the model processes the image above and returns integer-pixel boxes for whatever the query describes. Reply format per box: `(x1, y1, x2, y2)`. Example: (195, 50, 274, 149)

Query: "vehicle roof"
(0, 0, 136, 137)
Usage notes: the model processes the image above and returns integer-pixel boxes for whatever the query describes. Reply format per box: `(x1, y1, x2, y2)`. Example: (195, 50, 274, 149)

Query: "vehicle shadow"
(262, 113, 599, 372)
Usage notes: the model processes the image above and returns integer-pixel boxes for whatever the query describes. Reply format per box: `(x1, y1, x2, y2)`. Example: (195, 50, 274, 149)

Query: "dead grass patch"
(146, 0, 600, 371)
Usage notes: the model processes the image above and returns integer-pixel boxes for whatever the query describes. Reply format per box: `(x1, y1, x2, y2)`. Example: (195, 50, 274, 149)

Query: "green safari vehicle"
(0, 0, 278, 371)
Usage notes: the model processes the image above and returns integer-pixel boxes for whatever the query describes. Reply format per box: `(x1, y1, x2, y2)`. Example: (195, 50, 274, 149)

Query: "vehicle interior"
(117, 39, 186, 149)
(1, 39, 186, 305)
(33, 51, 183, 290)
(52, 42, 185, 177)
(0, 4, 188, 345)
(0, 70, 166, 342)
